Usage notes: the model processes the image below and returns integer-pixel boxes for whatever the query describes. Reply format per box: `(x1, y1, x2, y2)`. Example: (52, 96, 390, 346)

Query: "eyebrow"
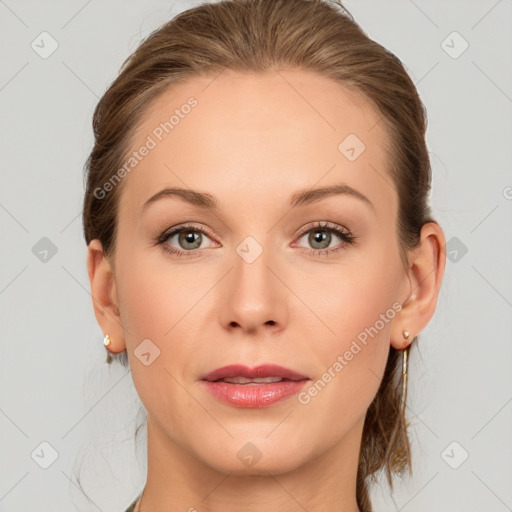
(141, 183, 374, 213)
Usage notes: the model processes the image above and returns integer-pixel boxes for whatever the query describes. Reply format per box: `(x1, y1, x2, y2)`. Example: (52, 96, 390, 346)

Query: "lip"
(200, 364, 310, 408)
(201, 364, 309, 382)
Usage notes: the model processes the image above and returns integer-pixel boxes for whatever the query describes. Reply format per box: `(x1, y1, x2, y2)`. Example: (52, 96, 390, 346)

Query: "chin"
(196, 436, 311, 476)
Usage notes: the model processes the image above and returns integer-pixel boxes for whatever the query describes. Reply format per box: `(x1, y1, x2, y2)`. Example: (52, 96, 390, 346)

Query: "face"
(109, 69, 410, 475)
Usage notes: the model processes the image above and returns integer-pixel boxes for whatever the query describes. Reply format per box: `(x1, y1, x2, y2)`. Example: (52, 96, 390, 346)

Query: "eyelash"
(155, 221, 357, 259)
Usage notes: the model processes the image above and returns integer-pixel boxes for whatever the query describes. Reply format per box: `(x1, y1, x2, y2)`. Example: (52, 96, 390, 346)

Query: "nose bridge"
(233, 234, 274, 305)
(220, 232, 284, 332)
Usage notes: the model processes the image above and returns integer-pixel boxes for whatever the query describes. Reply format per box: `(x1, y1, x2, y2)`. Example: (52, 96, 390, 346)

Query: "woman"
(83, 0, 446, 510)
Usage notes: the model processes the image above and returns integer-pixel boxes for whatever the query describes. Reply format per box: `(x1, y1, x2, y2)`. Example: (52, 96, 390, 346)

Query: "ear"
(391, 222, 446, 350)
(87, 239, 126, 353)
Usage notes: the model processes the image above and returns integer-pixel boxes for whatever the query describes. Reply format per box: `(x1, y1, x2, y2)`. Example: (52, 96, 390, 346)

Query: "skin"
(87, 68, 446, 512)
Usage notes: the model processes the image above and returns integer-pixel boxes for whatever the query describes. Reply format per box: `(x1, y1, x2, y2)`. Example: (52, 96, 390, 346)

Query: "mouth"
(200, 364, 310, 408)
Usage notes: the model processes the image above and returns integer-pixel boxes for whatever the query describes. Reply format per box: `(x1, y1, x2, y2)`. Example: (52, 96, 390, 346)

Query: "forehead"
(120, 68, 395, 218)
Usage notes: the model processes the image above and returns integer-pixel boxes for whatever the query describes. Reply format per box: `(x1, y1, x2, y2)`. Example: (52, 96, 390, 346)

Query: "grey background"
(1, 0, 511, 510)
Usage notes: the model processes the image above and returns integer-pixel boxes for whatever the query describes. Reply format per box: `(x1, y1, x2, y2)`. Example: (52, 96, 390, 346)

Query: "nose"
(217, 242, 288, 336)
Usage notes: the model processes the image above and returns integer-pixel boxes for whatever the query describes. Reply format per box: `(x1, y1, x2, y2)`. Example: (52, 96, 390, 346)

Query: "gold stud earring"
(103, 334, 112, 348)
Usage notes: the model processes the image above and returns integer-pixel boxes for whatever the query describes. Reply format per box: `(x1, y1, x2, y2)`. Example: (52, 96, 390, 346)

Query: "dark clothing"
(124, 497, 138, 512)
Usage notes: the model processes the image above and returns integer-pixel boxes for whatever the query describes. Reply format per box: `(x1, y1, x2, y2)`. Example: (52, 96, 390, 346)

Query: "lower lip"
(201, 379, 309, 408)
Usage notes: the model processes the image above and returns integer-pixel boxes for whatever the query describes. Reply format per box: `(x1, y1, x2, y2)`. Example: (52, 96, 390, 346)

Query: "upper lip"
(201, 364, 309, 382)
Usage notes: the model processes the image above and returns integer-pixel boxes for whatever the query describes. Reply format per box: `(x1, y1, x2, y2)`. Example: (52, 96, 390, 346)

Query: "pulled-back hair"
(82, 1, 435, 509)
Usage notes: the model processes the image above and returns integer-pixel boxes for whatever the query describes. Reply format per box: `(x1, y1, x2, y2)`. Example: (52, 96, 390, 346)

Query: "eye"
(156, 221, 357, 259)
(294, 221, 356, 257)
(156, 223, 217, 258)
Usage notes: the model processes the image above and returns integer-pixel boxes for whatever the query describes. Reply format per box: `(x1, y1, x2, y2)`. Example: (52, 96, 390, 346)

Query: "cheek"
(115, 238, 183, 338)
(312, 253, 399, 346)
(114, 240, 201, 381)
(115, 258, 194, 420)
(296, 286, 394, 448)
(300, 249, 400, 410)
(313, 283, 394, 400)
(118, 276, 169, 340)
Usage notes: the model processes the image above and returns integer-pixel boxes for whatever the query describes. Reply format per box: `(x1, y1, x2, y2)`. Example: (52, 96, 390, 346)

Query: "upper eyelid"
(163, 223, 216, 240)
(297, 221, 350, 235)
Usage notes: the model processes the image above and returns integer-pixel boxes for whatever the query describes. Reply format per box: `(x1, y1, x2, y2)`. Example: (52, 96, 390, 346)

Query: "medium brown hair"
(82, 0, 435, 509)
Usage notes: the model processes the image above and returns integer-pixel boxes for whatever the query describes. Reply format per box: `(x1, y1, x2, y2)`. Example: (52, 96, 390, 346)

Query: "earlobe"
(87, 239, 126, 353)
(391, 222, 446, 350)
